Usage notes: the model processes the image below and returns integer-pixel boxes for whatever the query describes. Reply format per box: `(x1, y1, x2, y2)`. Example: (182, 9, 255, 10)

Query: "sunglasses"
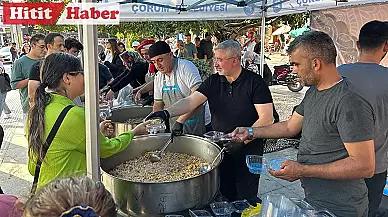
(68, 71, 84, 76)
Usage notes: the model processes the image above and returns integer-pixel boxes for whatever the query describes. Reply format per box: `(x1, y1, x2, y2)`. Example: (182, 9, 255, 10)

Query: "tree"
(96, 13, 308, 41)
(36, 25, 78, 33)
(28, 0, 308, 41)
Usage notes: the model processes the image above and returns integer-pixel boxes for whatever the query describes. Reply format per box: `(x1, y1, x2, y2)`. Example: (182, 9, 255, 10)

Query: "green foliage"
(96, 13, 308, 41)
(271, 13, 309, 29)
(36, 25, 78, 33)
(25, 0, 307, 42)
(181, 57, 212, 80)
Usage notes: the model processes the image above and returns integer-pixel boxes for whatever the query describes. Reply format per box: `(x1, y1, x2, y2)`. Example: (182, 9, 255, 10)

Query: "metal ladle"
(200, 147, 226, 173)
(150, 137, 173, 163)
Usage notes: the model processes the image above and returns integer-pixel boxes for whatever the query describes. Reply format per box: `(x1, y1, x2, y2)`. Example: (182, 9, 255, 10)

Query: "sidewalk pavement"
(0, 90, 31, 199)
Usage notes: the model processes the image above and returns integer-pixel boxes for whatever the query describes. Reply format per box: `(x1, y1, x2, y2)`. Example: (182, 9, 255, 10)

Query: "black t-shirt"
(197, 45, 204, 59)
(99, 63, 112, 89)
(200, 40, 213, 59)
(104, 51, 125, 79)
(109, 62, 148, 92)
(253, 43, 261, 55)
(29, 61, 113, 90)
(10, 47, 17, 59)
(197, 68, 273, 133)
(29, 61, 41, 81)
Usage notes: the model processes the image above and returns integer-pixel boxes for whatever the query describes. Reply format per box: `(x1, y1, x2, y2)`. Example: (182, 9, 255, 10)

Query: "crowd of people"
(0, 20, 387, 217)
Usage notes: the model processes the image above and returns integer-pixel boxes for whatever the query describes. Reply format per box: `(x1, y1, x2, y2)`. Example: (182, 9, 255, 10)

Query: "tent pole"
(82, 0, 101, 180)
(78, 24, 84, 65)
(259, 9, 266, 77)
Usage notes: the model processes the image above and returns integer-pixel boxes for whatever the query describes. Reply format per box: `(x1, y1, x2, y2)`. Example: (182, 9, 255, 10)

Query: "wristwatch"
(247, 127, 254, 140)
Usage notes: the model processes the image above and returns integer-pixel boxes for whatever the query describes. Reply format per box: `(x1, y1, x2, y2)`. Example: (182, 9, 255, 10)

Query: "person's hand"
(223, 141, 245, 154)
(171, 122, 184, 137)
(101, 86, 111, 95)
(105, 90, 115, 101)
(133, 86, 141, 95)
(145, 110, 170, 122)
(141, 96, 153, 107)
(268, 160, 305, 182)
(135, 88, 143, 104)
(132, 121, 152, 136)
(229, 127, 249, 142)
(100, 120, 114, 137)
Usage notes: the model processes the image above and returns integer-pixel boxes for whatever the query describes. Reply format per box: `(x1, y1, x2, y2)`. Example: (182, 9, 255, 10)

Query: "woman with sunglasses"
(102, 50, 148, 101)
(19, 43, 30, 57)
(27, 53, 149, 191)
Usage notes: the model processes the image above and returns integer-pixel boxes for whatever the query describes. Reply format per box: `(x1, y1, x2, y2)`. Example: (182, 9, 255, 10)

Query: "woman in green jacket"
(27, 53, 149, 190)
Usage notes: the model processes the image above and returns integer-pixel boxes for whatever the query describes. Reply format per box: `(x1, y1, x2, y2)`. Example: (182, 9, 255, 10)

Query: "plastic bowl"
(268, 157, 289, 170)
(204, 131, 231, 142)
(210, 202, 235, 216)
(231, 199, 251, 213)
(246, 155, 267, 174)
(189, 209, 213, 217)
(260, 194, 299, 217)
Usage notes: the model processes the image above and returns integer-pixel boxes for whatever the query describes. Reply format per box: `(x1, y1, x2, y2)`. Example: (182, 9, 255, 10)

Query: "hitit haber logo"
(3, 2, 120, 25)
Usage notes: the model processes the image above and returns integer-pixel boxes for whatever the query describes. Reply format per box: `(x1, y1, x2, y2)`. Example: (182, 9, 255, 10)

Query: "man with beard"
(145, 40, 274, 204)
(229, 31, 375, 217)
(337, 20, 388, 217)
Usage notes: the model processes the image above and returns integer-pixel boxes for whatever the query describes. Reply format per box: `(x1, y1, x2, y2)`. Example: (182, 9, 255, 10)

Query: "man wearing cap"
(253, 35, 261, 55)
(148, 41, 211, 136)
(132, 41, 140, 51)
(243, 32, 257, 53)
(184, 33, 198, 59)
(133, 40, 156, 105)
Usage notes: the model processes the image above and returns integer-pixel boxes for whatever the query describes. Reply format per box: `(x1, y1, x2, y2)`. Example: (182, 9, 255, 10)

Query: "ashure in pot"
(100, 134, 222, 217)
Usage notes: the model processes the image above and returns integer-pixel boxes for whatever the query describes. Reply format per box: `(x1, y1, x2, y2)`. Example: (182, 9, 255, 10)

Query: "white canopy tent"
(82, 0, 388, 180)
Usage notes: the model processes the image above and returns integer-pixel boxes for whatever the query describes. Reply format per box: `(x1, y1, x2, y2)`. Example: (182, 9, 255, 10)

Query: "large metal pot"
(109, 106, 153, 136)
(100, 134, 222, 217)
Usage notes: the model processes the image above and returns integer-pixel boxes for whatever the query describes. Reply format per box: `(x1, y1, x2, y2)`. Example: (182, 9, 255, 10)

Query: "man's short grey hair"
(215, 40, 241, 60)
(287, 31, 337, 65)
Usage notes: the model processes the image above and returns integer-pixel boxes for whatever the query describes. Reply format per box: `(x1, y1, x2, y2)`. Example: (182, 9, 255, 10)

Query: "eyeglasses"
(68, 71, 84, 76)
(215, 56, 236, 63)
(33, 43, 45, 49)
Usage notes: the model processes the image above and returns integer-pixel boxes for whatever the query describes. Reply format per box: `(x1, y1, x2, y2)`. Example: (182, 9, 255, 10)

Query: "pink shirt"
(0, 194, 22, 217)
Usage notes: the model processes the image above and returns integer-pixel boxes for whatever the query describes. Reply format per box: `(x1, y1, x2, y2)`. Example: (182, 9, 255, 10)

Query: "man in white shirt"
(149, 41, 210, 136)
(243, 32, 256, 52)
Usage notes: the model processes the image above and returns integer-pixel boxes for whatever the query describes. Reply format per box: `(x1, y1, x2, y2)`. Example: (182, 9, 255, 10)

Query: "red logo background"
(3, 2, 66, 25)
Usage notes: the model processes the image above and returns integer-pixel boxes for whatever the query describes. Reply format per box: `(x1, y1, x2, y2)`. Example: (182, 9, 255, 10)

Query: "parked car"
(0, 46, 12, 64)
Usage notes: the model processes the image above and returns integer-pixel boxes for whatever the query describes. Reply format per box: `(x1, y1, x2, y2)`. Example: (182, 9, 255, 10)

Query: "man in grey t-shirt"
(230, 31, 375, 217)
(184, 34, 197, 59)
(338, 20, 388, 217)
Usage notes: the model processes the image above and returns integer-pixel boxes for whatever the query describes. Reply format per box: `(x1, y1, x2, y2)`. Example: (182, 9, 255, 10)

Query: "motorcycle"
(243, 52, 304, 92)
(243, 51, 273, 86)
(272, 64, 304, 92)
